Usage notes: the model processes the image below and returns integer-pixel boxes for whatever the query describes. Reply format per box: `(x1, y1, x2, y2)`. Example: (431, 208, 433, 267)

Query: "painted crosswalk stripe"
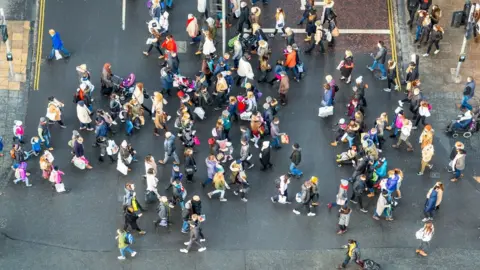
(301, 0, 325, 10)
(245, 28, 391, 35)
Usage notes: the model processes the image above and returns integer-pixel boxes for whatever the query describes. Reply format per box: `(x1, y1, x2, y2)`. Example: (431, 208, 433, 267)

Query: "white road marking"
(122, 0, 126, 30)
(301, 1, 325, 10)
(247, 28, 391, 35)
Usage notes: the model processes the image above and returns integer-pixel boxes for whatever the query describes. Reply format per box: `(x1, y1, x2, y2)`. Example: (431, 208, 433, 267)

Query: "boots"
(330, 141, 338, 146)
(304, 35, 311, 42)
(367, 192, 375, 198)
(418, 249, 427, 257)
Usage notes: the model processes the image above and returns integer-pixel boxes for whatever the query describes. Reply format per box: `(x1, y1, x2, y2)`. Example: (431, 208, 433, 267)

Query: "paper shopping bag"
(54, 50, 63, 60)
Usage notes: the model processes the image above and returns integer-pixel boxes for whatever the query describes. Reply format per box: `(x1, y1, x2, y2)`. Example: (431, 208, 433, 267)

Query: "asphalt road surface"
(0, 0, 479, 269)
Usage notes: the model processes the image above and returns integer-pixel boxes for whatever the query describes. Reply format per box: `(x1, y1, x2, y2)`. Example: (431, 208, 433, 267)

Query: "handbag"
(194, 136, 201, 145)
(281, 134, 290, 144)
(117, 160, 129, 175)
(278, 195, 287, 204)
(296, 62, 304, 73)
(145, 190, 158, 204)
(331, 27, 340, 37)
(185, 167, 195, 175)
(54, 50, 63, 60)
(55, 183, 66, 193)
(73, 157, 86, 170)
(318, 106, 334, 118)
(125, 155, 133, 165)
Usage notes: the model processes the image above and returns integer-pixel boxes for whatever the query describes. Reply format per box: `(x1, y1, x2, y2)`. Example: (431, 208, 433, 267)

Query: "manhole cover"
(430, 172, 440, 179)
(176, 41, 187, 53)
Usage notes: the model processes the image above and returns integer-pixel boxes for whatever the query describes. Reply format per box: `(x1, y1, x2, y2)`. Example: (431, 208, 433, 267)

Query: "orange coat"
(285, 51, 297, 68)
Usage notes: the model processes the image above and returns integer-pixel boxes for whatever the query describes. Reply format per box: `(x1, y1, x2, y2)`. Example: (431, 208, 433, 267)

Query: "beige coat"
(46, 103, 61, 121)
(133, 86, 144, 105)
(314, 27, 323, 44)
(76, 104, 92, 124)
(421, 144, 434, 162)
(186, 17, 199, 38)
(279, 76, 289, 94)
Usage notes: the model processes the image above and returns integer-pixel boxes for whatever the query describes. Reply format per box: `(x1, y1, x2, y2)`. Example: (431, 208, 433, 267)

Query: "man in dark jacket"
(159, 132, 180, 164)
(407, 0, 421, 27)
(237, 2, 251, 34)
(461, 76, 476, 110)
(367, 41, 387, 80)
(167, 52, 180, 74)
(289, 143, 303, 178)
(419, 0, 432, 10)
(350, 174, 368, 213)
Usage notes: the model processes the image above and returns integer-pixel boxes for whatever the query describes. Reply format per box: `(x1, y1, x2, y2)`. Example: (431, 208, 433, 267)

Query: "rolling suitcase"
(451, 11, 464, 28)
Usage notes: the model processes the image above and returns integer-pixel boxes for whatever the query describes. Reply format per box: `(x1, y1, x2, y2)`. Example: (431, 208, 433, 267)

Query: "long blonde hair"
(275, 9, 285, 21)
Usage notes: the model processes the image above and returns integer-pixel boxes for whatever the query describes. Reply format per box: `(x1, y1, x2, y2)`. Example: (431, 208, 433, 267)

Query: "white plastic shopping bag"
(55, 50, 63, 60)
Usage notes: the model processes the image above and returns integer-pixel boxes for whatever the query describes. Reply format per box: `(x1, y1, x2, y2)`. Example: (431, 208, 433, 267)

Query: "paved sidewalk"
(0, 20, 32, 193)
(394, 0, 480, 185)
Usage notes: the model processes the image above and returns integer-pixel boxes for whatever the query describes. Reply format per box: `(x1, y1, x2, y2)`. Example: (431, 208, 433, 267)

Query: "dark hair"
(54, 166, 59, 170)
(293, 143, 300, 148)
(378, 40, 384, 46)
(324, 83, 331, 90)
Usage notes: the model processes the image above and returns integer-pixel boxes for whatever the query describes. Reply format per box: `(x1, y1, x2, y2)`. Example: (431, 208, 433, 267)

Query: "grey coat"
(240, 144, 250, 161)
(338, 209, 352, 226)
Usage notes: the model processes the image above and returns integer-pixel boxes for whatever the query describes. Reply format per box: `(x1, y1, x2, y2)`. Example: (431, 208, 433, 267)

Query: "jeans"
(418, 241, 429, 252)
(49, 46, 70, 59)
(426, 40, 439, 54)
(271, 137, 280, 148)
(346, 135, 355, 148)
(415, 25, 422, 40)
(163, 151, 180, 164)
(166, 0, 172, 8)
(370, 60, 387, 77)
(203, 177, 213, 186)
(305, 41, 325, 53)
(461, 95, 472, 110)
(191, 35, 201, 43)
(285, 67, 299, 79)
(454, 168, 462, 179)
(14, 135, 24, 143)
(289, 163, 302, 176)
(42, 132, 52, 148)
(119, 246, 134, 257)
(209, 189, 225, 198)
(185, 238, 204, 251)
(14, 177, 30, 186)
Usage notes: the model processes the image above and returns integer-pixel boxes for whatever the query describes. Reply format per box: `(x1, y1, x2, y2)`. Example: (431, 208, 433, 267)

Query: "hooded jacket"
(76, 103, 92, 124)
(338, 208, 352, 226)
(237, 57, 254, 79)
(240, 144, 250, 161)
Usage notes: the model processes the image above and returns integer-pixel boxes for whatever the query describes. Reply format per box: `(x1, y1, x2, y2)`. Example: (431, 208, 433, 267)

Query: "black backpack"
(362, 259, 381, 270)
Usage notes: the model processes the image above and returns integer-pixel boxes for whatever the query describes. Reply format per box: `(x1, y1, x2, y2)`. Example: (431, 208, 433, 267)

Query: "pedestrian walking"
(383, 60, 399, 92)
(259, 141, 273, 171)
(447, 141, 463, 171)
(232, 170, 250, 202)
(207, 169, 230, 201)
(367, 40, 387, 80)
(47, 29, 70, 60)
(339, 50, 354, 84)
(417, 143, 434, 175)
(38, 117, 54, 151)
(372, 189, 394, 221)
(305, 21, 326, 54)
(350, 174, 368, 213)
(337, 205, 351, 234)
(293, 180, 315, 216)
(423, 25, 444, 57)
(270, 8, 286, 37)
(289, 143, 303, 178)
(236, 53, 254, 85)
(13, 162, 31, 187)
(278, 71, 289, 106)
(46, 96, 66, 127)
(186, 14, 201, 44)
(12, 120, 25, 144)
(239, 139, 254, 170)
(461, 76, 475, 110)
(392, 118, 414, 151)
(49, 166, 68, 193)
(116, 229, 137, 260)
(76, 101, 93, 131)
(419, 124, 434, 149)
(180, 221, 207, 253)
(407, 0, 420, 28)
(159, 132, 180, 165)
(203, 155, 218, 187)
(415, 221, 434, 257)
(423, 182, 444, 222)
(143, 27, 164, 58)
(271, 174, 291, 203)
(270, 117, 281, 149)
(72, 137, 93, 169)
(353, 76, 368, 107)
(236, 2, 251, 34)
(337, 239, 362, 269)
(413, 100, 431, 128)
(124, 206, 146, 235)
(184, 148, 197, 183)
(284, 46, 299, 82)
(450, 148, 466, 182)
(154, 196, 171, 229)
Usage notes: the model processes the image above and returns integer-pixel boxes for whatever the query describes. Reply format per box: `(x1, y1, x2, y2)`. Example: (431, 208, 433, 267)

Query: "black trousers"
(350, 192, 364, 209)
(147, 42, 163, 55)
(427, 40, 440, 54)
(407, 8, 416, 24)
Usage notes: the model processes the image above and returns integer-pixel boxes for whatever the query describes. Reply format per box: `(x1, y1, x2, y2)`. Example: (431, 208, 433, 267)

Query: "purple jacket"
(205, 159, 217, 179)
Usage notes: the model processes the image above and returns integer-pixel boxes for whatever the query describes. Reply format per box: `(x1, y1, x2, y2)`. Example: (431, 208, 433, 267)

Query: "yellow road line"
(387, 0, 401, 90)
(34, 0, 45, 90)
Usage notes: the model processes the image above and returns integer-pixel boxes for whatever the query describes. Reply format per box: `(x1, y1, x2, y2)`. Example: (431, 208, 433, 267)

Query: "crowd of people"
(4, 0, 478, 268)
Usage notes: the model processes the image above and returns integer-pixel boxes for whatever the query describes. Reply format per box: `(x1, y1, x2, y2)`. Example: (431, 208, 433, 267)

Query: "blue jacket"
(95, 122, 108, 138)
(274, 64, 285, 75)
(51, 33, 63, 49)
(374, 161, 387, 178)
(424, 189, 438, 213)
(386, 175, 399, 192)
(161, 73, 174, 90)
(323, 89, 333, 106)
(164, 135, 176, 155)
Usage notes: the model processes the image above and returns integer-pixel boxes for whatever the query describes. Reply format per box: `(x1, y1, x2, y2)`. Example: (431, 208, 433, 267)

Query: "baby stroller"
(112, 73, 136, 103)
(239, 33, 257, 52)
(173, 74, 195, 92)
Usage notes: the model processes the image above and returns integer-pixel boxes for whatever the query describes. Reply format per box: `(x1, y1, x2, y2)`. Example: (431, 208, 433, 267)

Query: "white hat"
(14, 120, 22, 126)
(240, 1, 247, 7)
(338, 118, 345, 125)
(340, 179, 349, 186)
(355, 76, 363, 84)
(121, 140, 128, 147)
(165, 131, 172, 138)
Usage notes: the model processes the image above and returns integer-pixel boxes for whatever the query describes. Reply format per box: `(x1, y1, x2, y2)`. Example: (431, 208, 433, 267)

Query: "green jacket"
(117, 232, 128, 249)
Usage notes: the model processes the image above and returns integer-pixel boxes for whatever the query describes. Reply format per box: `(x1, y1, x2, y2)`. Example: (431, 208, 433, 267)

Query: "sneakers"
(428, 164, 433, 169)
(434, 49, 440, 55)
(372, 215, 380, 220)
(412, 126, 418, 130)
(207, 193, 212, 199)
(307, 212, 316, 217)
(219, 198, 227, 202)
(184, 242, 190, 245)
(292, 209, 300, 215)
(233, 191, 239, 196)
(26, 184, 32, 187)
(131, 251, 137, 257)
(138, 231, 146, 235)
(417, 172, 424, 176)
(366, 66, 374, 72)
(118, 256, 126, 260)
(423, 53, 429, 57)
(241, 198, 248, 202)
(379, 76, 387, 81)
(248, 164, 255, 169)
(180, 249, 188, 253)
(330, 141, 338, 146)
(271, 197, 276, 203)
(198, 247, 207, 252)
(360, 208, 368, 213)
(269, 33, 275, 38)
(200, 238, 206, 242)
(394, 85, 399, 91)
(350, 200, 358, 204)
(383, 88, 392, 92)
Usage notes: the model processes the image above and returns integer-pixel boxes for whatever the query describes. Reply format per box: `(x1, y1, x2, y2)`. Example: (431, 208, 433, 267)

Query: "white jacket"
(76, 105, 92, 124)
(419, 106, 431, 117)
(197, 0, 207, 13)
(400, 122, 412, 137)
(202, 38, 217, 55)
(237, 58, 254, 79)
(160, 12, 169, 31)
(416, 227, 434, 242)
(279, 175, 290, 195)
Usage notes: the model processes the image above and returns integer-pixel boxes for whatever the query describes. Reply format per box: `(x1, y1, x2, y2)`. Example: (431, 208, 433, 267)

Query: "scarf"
(186, 17, 195, 27)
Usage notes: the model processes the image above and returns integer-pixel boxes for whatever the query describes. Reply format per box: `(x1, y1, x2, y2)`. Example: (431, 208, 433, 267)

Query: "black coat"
(353, 179, 366, 194)
(191, 200, 202, 215)
(239, 6, 250, 23)
(407, 0, 420, 10)
(260, 147, 271, 165)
